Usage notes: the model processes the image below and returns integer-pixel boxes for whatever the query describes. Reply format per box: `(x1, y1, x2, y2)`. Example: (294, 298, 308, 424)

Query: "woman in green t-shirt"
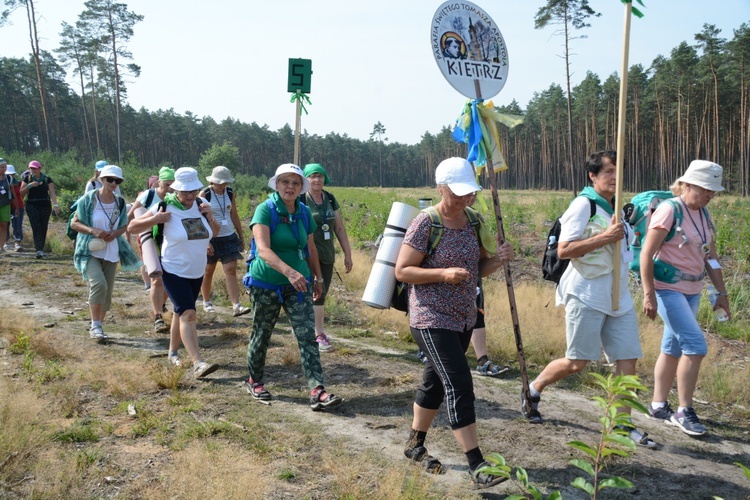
(300, 163, 353, 352)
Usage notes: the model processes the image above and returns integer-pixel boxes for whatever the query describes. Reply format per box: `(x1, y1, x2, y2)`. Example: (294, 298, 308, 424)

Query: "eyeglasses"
(102, 177, 122, 185)
(278, 178, 303, 188)
(178, 189, 200, 196)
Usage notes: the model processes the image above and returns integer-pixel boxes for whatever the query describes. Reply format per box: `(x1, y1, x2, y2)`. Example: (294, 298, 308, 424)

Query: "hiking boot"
(193, 361, 218, 379)
(316, 334, 333, 352)
(154, 317, 169, 333)
(470, 461, 509, 490)
(521, 389, 542, 424)
(168, 354, 181, 367)
(647, 402, 675, 422)
(476, 359, 510, 377)
(35, 250, 45, 259)
(89, 325, 108, 340)
(202, 301, 215, 313)
(670, 407, 707, 436)
(310, 387, 342, 411)
(233, 304, 250, 317)
(244, 379, 272, 402)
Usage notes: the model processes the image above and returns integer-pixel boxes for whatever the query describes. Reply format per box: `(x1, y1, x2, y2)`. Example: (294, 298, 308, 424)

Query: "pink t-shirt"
(649, 198, 712, 295)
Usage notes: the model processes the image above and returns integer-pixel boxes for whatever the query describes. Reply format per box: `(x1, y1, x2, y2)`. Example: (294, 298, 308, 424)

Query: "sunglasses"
(102, 177, 122, 185)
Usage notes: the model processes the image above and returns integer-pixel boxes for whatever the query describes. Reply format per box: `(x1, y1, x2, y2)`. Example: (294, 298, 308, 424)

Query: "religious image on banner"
(431, 1, 508, 99)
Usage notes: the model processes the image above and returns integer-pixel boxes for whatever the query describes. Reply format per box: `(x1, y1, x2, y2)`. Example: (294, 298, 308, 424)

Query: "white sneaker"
(14, 243, 22, 252)
(203, 302, 215, 313)
(168, 354, 181, 367)
(89, 325, 108, 340)
(233, 304, 250, 317)
(2, 244, 10, 251)
(193, 361, 218, 379)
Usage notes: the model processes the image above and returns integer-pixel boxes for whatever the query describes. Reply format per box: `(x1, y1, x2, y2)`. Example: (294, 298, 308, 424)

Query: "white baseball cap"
(435, 157, 482, 196)
(678, 160, 724, 192)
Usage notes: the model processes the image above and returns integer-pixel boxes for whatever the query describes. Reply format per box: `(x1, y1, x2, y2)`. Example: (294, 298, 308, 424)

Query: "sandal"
(471, 461, 509, 489)
(476, 359, 510, 377)
(404, 445, 443, 474)
(244, 379, 272, 402)
(618, 425, 657, 449)
(310, 387, 342, 411)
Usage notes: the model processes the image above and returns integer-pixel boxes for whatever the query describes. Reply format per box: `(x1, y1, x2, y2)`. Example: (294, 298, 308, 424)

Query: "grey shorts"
(564, 295, 642, 362)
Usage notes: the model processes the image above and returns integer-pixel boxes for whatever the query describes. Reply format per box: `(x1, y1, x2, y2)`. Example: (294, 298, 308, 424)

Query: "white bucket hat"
(435, 157, 482, 196)
(268, 163, 310, 194)
(5, 165, 16, 175)
(99, 165, 124, 180)
(678, 160, 724, 192)
(206, 166, 235, 184)
(171, 167, 204, 192)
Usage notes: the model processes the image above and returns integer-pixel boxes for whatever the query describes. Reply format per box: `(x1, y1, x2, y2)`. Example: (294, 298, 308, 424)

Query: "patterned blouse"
(403, 212, 480, 332)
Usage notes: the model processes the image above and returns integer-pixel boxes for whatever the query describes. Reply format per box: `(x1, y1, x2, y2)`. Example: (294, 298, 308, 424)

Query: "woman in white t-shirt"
(640, 160, 731, 437)
(71, 165, 142, 341)
(199, 166, 249, 317)
(129, 167, 221, 379)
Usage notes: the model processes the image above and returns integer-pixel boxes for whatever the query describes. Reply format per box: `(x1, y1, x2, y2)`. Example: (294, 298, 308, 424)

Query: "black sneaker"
(522, 389, 542, 423)
(470, 461, 509, 490)
(647, 402, 675, 422)
(670, 407, 707, 436)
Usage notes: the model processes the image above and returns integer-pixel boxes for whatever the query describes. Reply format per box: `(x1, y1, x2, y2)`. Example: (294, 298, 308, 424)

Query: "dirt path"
(2, 250, 750, 499)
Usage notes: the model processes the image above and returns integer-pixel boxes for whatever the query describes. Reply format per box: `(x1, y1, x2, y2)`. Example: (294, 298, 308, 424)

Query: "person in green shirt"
(300, 163, 353, 352)
(244, 163, 343, 412)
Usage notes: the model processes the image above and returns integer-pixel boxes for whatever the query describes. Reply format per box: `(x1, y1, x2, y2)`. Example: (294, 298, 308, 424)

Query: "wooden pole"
(294, 98, 301, 165)
(612, 2, 632, 311)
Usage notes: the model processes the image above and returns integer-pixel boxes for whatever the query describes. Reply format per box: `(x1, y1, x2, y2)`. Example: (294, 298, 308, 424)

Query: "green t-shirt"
(302, 190, 340, 265)
(249, 193, 317, 286)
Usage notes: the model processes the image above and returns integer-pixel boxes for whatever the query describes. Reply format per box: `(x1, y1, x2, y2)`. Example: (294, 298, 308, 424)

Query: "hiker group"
(2, 151, 731, 490)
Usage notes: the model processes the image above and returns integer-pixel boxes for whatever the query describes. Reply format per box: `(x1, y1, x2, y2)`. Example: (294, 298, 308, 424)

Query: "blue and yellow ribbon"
(290, 91, 312, 115)
(620, 0, 646, 18)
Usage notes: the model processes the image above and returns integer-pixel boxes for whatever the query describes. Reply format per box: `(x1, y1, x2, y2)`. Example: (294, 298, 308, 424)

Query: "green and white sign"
(287, 58, 312, 94)
(430, 1, 508, 99)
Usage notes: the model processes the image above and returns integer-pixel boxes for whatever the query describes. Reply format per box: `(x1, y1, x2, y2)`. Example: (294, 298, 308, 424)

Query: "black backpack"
(153, 199, 208, 252)
(542, 198, 596, 284)
(201, 187, 233, 203)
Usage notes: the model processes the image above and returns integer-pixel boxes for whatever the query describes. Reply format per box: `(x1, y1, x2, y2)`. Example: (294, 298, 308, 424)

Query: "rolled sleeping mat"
(362, 202, 421, 309)
(134, 206, 162, 277)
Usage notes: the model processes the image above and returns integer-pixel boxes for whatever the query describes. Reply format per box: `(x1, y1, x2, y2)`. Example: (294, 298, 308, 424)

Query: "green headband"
(303, 163, 330, 185)
(158, 166, 175, 181)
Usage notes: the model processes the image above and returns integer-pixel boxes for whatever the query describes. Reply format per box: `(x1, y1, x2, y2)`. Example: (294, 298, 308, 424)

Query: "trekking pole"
(481, 156, 532, 418)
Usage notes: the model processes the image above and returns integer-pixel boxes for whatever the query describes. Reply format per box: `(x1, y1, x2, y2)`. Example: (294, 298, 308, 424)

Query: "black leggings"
(26, 202, 51, 252)
(410, 326, 475, 430)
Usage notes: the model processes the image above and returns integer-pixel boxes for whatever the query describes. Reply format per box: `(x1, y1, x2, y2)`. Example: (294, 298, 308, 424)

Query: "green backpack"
(626, 190, 711, 283)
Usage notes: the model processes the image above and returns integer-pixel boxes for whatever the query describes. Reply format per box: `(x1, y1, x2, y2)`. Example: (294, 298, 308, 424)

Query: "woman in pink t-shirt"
(640, 160, 731, 438)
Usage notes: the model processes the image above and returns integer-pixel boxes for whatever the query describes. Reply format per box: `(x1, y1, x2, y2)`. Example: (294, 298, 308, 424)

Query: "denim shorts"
(565, 296, 642, 362)
(655, 289, 706, 356)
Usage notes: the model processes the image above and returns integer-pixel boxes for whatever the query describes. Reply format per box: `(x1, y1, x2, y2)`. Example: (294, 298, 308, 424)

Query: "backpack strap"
(423, 206, 443, 255)
(264, 198, 310, 257)
(664, 199, 683, 242)
(144, 188, 156, 209)
(202, 188, 212, 202)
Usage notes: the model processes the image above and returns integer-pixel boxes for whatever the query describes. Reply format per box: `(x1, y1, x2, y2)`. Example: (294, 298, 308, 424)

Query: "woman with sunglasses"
(19, 160, 60, 258)
(129, 167, 221, 379)
(70, 165, 142, 341)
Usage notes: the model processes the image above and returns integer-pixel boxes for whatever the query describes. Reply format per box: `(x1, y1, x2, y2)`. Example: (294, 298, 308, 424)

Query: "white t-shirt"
(555, 197, 633, 316)
(149, 198, 213, 279)
(90, 199, 121, 263)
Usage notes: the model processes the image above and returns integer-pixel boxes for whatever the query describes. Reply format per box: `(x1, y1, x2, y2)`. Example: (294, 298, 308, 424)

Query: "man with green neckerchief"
(522, 150, 656, 449)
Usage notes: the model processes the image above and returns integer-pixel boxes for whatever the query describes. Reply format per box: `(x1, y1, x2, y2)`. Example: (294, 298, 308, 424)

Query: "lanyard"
(679, 197, 709, 255)
(215, 188, 227, 220)
(96, 192, 119, 230)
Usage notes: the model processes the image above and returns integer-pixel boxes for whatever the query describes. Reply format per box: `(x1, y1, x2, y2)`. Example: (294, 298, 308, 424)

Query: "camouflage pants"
(246, 285, 323, 390)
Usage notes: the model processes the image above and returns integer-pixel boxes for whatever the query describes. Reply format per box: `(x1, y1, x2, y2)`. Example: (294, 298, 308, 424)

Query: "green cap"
(303, 163, 330, 185)
(158, 166, 175, 181)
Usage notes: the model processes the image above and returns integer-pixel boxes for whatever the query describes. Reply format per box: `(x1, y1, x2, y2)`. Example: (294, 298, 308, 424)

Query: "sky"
(2, 0, 749, 145)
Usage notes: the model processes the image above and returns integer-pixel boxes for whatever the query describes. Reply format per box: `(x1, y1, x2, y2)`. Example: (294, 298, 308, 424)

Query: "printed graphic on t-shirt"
(182, 218, 209, 240)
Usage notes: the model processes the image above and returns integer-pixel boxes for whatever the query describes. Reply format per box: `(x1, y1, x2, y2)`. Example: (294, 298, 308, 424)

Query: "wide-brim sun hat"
(435, 157, 482, 196)
(99, 165, 124, 180)
(303, 163, 331, 185)
(171, 167, 204, 192)
(29, 160, 42, 169)
(268, 163, 310, 194)
(678, 160, 725, 192)
(206, 166, 235, 184)
(6, 165, 16, 175)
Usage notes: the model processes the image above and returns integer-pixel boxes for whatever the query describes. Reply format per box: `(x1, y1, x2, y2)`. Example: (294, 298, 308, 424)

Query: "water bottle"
(707, 285, 729, 322)
(548, 235, 557, 248)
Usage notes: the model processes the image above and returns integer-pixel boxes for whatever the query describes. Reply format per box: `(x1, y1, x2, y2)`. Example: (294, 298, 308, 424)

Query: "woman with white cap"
(199, 166, 250, 317)
(641, 159, 731, 437)
(0, 159, 13, 253)
(20, 160, 60, 258)
(70, 165, 142, 341)
(3, 163, 24, 252)
(244, 163, 342, 411)
(129, 167, 221, 378)
(85, 160, 121, 197)
(395, 157, 513, 489)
